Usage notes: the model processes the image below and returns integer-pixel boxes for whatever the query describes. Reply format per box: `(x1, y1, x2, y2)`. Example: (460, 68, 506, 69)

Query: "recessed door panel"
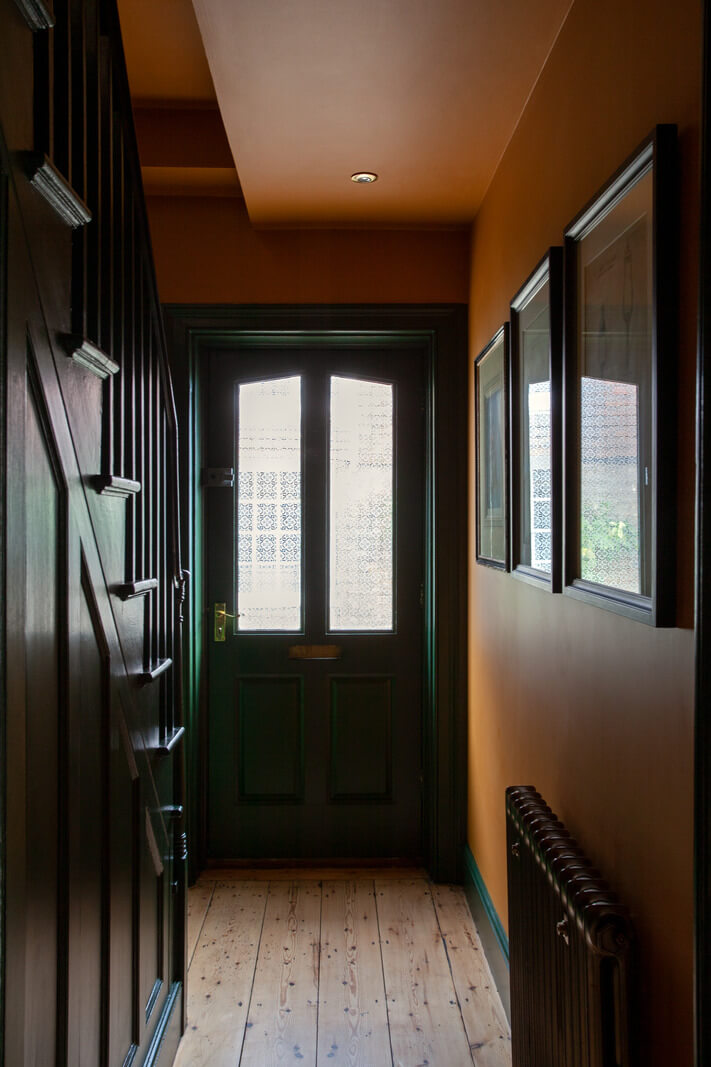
(237, 676, 304, 800)
(329, 677, 392, 801)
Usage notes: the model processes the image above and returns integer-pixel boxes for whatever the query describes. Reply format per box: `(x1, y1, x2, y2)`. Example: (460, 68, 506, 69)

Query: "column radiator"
(506, 786, 633, 1067)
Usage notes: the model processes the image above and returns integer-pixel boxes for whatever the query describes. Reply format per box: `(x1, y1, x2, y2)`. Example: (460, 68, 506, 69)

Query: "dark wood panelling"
(108, 712, 139, 1067)
(1, 0, 186, 1062)
(329, 677, 392, 801)
(140, 808, 165, 1029)
(67, 560, 110, 1066)
(23, 367, 61, 1067)
(237, 677, 304, 800)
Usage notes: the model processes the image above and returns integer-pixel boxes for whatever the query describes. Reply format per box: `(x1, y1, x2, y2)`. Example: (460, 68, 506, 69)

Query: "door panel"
(329, 677, 392, 801)
(237, 676, 304, 800)
(207, 347, 424, 859)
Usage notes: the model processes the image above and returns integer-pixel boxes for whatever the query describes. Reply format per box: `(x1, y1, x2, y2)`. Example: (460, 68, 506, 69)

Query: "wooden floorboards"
(175, 871, 511, 1067)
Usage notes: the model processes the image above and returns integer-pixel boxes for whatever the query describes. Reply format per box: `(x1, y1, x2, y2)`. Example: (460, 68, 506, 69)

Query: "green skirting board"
(462, 844, 510, 1022)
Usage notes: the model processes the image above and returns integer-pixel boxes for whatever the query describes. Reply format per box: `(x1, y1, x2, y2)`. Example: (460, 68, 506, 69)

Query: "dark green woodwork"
(462, 845, 510, 1021)
(237, 677, 304, 800)
(205, 344, 425, 860)
(164, 304, 469, 882)
(329, 677, 393, 801)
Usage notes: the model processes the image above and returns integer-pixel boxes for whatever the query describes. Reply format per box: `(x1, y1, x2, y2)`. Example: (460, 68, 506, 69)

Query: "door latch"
(203, 467, 235, 488)
(214, 602, 238, 641)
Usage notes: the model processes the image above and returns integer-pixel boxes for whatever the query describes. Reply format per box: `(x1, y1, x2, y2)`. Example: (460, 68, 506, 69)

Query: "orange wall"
(467, 0, 700, 1062)
(145, 195, 470, 304)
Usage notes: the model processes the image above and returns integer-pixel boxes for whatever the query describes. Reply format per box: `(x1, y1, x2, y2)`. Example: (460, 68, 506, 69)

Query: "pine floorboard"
(175, 872, 511, 1067)
(317, 880, 391, 1065)
(240, 881, 322, 1066)
(175, 883, 269, 1066)
(186, 882, 215, 968)
(430, 884, 510, 1067)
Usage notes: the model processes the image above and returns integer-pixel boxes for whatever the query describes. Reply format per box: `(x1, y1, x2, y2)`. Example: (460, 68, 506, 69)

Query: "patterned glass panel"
(237, 376, 301, 630)
(580, 378, 640, 592)
(329, 376, 394, 631)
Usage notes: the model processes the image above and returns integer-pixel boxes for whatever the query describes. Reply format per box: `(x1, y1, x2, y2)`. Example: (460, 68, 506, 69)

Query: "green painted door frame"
(164, 304, 468, 884)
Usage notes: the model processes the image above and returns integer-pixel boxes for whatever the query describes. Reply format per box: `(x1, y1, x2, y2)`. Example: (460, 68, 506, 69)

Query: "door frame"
(697, 0, 711, 1060)
(164, 304, 468, 883)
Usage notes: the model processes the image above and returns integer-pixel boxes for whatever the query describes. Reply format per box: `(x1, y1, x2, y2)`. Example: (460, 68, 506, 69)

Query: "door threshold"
(200, 857, 427, 881)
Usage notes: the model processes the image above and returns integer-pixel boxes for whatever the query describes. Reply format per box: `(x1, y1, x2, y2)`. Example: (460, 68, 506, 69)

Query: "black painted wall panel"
(0, 0, 186, 1063)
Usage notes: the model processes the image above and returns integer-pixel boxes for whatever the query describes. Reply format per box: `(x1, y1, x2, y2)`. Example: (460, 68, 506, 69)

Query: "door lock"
(214, 602, 238, 642)
(203, 467, 235, 488)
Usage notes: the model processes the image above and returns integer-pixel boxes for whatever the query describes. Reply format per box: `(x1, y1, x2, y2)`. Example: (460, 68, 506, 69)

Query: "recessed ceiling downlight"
(351, 172, 378, 184)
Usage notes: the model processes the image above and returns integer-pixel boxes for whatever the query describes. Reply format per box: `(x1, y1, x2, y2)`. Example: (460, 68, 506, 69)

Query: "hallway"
(175, 869, 511, 1066)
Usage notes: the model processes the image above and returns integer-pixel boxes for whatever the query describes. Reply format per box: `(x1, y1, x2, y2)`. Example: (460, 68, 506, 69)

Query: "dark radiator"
(506, 786, 633, 1067)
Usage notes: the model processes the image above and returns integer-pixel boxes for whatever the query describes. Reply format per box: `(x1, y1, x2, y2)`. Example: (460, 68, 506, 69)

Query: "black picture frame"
(475, 324, 510, 570)
(509, 248, 563, 592)
(563, 124, 677, 625)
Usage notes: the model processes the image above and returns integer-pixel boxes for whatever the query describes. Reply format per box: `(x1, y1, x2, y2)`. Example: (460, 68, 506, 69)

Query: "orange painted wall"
(145, 195, 470, 304)
(467, 0, 700, 1062)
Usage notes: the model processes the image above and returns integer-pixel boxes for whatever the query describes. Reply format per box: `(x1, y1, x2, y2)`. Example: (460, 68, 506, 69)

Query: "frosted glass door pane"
(329, 377, 394, 631)
(237, 376, 301, 631)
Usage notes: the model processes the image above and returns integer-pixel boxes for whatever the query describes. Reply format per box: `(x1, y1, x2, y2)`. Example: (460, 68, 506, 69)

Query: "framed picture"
(563, 124, 677, 624)
(475, 325, 509, 569)
(509, 248, 563, 591)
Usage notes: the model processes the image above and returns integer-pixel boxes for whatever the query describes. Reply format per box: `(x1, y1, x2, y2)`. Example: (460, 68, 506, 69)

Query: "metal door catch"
(203, 467, 234, 488)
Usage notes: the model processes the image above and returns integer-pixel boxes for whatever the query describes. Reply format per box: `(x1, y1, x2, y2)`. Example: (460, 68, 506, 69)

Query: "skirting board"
(462, 844, 511, 1022)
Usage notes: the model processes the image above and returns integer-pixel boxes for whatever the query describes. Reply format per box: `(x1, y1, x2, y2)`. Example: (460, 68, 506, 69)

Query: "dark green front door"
(206, 346, 425, 859)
